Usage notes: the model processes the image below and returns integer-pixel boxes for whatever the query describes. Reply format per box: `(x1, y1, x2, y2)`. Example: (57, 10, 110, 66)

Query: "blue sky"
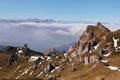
(0, 0, 120, 23)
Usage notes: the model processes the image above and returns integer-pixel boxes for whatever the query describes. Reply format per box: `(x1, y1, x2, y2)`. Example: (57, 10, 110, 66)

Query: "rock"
(89, 55, 100, 63)
(84, 56, 89, 65)
(8, 53, 18, 65)
(45, 63, 55, 74)
(1, 46, 17, 55)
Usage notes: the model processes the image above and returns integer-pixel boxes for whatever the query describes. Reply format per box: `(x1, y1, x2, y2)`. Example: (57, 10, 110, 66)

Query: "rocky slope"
(0, 22, 120, 80)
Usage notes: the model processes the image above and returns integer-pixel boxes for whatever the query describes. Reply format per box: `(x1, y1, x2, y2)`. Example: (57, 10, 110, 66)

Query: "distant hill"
(0, 45, 5, 50)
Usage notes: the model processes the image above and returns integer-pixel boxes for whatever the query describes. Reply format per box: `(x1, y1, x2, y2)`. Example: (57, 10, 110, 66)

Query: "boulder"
(45, 63, 55, 74)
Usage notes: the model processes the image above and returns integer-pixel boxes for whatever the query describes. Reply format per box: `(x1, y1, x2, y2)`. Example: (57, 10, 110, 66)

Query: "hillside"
(0, 22, 120, 80)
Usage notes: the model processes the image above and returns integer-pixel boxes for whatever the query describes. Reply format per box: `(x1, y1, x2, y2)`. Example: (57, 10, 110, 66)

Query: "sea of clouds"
(0, 21, 119, 52)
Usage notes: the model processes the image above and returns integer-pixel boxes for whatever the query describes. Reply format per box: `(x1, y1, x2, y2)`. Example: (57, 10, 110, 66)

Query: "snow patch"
(14, 65, 21, 73)
(51, 69, 55, 73)
(28, 56, 39, 62)
(113, 37, 119, 48)
(106, 66, 118, 70)
(36, 71, 43, 78)
(104, 52, 111, 57)
(18, 50, 23, 54)
(89, 50, 92, 53)
(48, 75, 52, 78)
(29, 71, 34, 76)
(71, 51, 77, 57)
(55, 56, 59, 59)
(101, 60, 108, 63)
(38, 62, 42, 67)
(16, 65, 21, 70)
(94, 44, 99, 50)
(25, 67, 31, 74)
(32, 65, 36, 68)
(51, 66, 60, 73)
(69, 58, 72, 61)
(16, 71, 25, 79)
(41, 56, 44, 59)
(47, 56, 51, 61)
(64, 53, 67, 57)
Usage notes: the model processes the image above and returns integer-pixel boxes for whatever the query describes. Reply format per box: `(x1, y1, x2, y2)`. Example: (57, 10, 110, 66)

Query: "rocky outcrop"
(67, 22, 120, 65)
(1, 44, 43, 56)
(1, 44, 44, 65)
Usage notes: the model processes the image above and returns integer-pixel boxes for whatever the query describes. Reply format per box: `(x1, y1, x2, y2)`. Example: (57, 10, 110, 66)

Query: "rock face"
(67, 22, 120, 65)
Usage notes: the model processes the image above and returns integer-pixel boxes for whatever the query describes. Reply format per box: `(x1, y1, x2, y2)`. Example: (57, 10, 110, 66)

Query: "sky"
(0, 0, 120, 23)
(0, 0, 120, 52)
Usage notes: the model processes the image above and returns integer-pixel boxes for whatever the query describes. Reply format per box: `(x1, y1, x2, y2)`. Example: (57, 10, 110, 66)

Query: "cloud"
(0, 21, 119, 52)
(103, 23, 120, 31)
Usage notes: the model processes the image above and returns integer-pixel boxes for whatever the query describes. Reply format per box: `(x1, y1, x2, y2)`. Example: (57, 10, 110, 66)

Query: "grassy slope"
(58, 53, 120, 80)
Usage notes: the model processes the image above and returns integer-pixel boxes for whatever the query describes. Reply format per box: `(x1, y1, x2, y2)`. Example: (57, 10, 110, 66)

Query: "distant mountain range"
(0, 19, 56, 23)
(0, 19, 97, 24)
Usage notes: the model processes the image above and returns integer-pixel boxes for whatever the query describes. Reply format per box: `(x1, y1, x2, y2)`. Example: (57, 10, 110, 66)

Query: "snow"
(55, 56, 59, 59)
(25, 67, 31, 74)
(51, 66, 60, 73)
(36, 72, 43, 78)
(113, 37, 120, 52)
(28, 56, 39, 62)
(16, 65, 21, 70)
(18, 50, 23, 54)
(64, 53, 67, 57)
(104, 52, 111, 57)
(113, 37, 119, 48)
(51, 69, 55, 73)
(71, 51, 77, 57)
(106, 66, 118, 70)
(47, 56, 51, 61)
(48, 75, 52, 78)
(29, 71, 34, 76)
(16, 70, 26, 79)
(94, 44, 99, 50)
(55, 66, 60, 69)
(40, 56, 44, 59)
(89, 50, 92, 53)
(101, 60, 108, 63)
(32, 65, 36, 68)
(14, 65, 21, 73)
(116, 47, 120, 52)
(69, 58, 72, 61)
(38, 62, 42, 67)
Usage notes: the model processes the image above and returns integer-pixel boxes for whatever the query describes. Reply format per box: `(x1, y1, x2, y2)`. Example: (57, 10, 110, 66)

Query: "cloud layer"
(0, 21, 119, 52)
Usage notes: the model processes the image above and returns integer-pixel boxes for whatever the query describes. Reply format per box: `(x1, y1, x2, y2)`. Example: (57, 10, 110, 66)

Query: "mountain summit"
(67, 22, 120, 65)
(0, 22, 120, 80)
